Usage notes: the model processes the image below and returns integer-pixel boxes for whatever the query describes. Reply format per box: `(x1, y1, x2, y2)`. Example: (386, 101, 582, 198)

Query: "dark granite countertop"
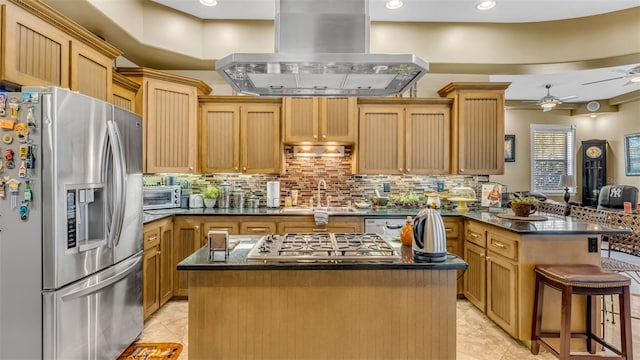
(145, 208, 631, 236)
(177, 235, 468, 271)
(462, 210, 631, 235)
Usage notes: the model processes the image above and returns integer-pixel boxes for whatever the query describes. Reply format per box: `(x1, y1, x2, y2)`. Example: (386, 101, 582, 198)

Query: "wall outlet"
(588, 237, 598, 253)
(383, 183, 391, 192)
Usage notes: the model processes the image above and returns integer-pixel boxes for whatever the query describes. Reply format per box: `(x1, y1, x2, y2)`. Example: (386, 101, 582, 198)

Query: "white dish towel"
(314, 209, 329, 225)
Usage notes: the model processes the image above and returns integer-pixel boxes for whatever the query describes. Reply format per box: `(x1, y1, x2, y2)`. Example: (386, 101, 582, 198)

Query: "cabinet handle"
(147, 235, 158, 242)
(486, 256, 491, 261)
(189, 167, 193, 171)
(322, 135, 326, 139)
(470, 233, 479, 238)
(313, 135, 318, 139)
(460, 168, 464, 172)
(312, 228, 328, 232)
(250, 228, 268, 232)
(406, 168, 411, 172)
(493, 241, 506, 249)
(445, 228, 452, 232)
(195, 226, 199, 230)
(480, 253, 485, 258)
(234, 167, 239, 171)
(157, 251, 161, 255)
(398, 168, 403, 172)
(243, 167, 247, 171)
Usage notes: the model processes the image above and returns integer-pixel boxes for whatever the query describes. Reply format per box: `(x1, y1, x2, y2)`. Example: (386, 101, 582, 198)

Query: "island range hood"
(215, 0, 429, 97)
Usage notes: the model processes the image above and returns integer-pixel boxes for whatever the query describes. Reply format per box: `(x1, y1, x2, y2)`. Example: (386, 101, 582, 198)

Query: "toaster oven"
(143, 185, 182, 210)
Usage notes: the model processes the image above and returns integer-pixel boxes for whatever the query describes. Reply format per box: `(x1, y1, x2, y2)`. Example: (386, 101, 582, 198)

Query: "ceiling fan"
(536, 84, 577, 112)
(582, 65, 640, 86)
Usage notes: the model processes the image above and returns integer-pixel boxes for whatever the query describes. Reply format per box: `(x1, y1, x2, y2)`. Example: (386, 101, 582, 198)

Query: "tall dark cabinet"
(581, 139, 607, 207)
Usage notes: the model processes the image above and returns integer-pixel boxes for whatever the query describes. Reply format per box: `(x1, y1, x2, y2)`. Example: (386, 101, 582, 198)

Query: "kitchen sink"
(279, 207, 365, 215)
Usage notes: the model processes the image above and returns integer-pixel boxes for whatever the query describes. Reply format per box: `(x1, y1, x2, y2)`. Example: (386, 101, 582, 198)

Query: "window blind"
(530, 124, 576, 193)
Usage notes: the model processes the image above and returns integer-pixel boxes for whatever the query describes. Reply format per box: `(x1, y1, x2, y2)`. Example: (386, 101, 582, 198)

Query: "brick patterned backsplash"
(144, 146, 485, 208)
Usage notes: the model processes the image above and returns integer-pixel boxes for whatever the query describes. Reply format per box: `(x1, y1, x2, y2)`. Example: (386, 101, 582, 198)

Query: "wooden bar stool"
(531, 264, 633, 360)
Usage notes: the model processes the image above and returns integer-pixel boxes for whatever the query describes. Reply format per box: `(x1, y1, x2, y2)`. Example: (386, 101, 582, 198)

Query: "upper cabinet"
(438, 82, 510, 175)
(283, 97, 356, 144)
(111, 72, 140, 113)
(357, 98, 452, 175)
(0, 0, 121, 100)
(199, 96, 282, 175)
(117, 67, 212, 174)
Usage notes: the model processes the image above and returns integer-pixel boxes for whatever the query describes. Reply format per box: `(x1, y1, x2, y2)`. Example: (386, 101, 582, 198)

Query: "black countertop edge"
(177, 237, 468, 271)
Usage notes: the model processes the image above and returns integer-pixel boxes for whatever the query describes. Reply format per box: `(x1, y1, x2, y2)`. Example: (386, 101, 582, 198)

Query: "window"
(530, 124, 576, 194)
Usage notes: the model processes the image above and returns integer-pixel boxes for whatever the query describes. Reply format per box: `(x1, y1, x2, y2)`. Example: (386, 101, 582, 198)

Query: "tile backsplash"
(144, 146, 482, 208)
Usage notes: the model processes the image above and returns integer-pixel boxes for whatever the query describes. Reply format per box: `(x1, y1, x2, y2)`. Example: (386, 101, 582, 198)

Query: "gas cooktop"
(246, 233, 400, 262)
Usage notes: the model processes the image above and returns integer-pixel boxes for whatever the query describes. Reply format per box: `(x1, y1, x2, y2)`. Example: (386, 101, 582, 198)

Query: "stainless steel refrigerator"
(0, 87, 143, 359)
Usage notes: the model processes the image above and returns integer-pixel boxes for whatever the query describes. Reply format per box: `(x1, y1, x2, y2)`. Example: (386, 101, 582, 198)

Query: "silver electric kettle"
(412, 208, 447, 262)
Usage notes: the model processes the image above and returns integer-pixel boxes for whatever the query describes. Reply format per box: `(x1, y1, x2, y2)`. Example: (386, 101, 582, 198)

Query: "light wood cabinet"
(357, 99, 451, 175)
(112, 72, 140, 112)
(240, 222, 277, 235)
(283, 97, 356, 143)
(173, 218, 202, 297)
(143, 218, 174, 319)
(0, 1, 121, 96)
(461, 219, 602, 342)
(443, 217, 464, 296)
(438, 82, 510, 175)
(463, 220, 519, 335)
(118, 68, 211, 174)
(159, 222, 174, 306)
(143, 226, 161, 319)
(199, 96, 282, 174)
(485, 251, 518, 335)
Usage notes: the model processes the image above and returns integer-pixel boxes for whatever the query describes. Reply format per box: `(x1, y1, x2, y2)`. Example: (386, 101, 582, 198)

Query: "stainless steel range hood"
(215, 0, 429, 97)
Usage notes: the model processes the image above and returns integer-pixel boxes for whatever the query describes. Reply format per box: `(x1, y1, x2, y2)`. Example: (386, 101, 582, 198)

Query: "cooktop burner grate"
(247, 233, 400, 262)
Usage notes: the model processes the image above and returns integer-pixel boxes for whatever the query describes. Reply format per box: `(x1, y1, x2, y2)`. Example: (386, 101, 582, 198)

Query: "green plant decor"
(510, 192, 538, 204)
(202, 185, 220, 199)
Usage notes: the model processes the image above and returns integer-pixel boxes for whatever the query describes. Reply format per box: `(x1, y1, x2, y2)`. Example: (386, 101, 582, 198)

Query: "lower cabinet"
(143, 218, 173, 320)
(443, 217, 463, 296)
(463, 219, 518, 337)
(173, 218, 202, 297)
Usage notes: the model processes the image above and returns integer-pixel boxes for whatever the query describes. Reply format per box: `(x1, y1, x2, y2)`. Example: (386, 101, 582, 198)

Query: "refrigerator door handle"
(61, 255, 141, 302)
(106, 120, 126, 248)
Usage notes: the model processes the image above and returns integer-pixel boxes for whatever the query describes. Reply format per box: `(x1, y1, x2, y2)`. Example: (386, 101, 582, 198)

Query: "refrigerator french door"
(0, 87, 143, 360)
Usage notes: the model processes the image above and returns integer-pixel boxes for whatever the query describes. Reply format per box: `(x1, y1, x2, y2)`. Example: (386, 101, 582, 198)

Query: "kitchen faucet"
(317, 179, 327, 208)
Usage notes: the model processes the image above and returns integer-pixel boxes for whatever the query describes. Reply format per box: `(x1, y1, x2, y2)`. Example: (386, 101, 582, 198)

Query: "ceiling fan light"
(541, 102, 556, 109)
(385, 0, 403, 10)
(476, 0, 496, 10)
(199, 0, 217, 6)
(630, 75, 640, 83)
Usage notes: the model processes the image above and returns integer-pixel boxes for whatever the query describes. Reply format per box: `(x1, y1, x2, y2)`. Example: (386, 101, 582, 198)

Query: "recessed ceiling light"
(386, 0, 403, 10)
(476, 0, 496, 10)
(200, 0, 217, 6)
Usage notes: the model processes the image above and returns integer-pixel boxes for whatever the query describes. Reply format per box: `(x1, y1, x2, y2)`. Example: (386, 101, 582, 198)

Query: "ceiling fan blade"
(558, 95, 577, 101)
(581, 76, 625, 86)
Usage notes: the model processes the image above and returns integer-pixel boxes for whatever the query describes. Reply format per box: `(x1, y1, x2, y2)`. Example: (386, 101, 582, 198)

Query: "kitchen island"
(178, 236, 467, 360)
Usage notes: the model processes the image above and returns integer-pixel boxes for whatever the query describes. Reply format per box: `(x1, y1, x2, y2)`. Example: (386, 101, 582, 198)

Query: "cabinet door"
(357, 106, 404, 174)
(172, 221, 201, 297)
(70, 41, 112, 102)
(405, 106, 450, 175)
(112, 72, 138, 113)
(486, 252, 518, 337)
(200, 104, 240, 173)
(319, 98, 356, 143)
(2, 4, 70, 87)
(159, 224, 174, 306)
(457, 92, 504, 175)
(283, 98, 319, 143)
(240, 222, 277, 235)
(146, 80, 198, 173)
(241, 104, 281, 174)
(463, 240, 486, 312)
(143, 246, 160, 320)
